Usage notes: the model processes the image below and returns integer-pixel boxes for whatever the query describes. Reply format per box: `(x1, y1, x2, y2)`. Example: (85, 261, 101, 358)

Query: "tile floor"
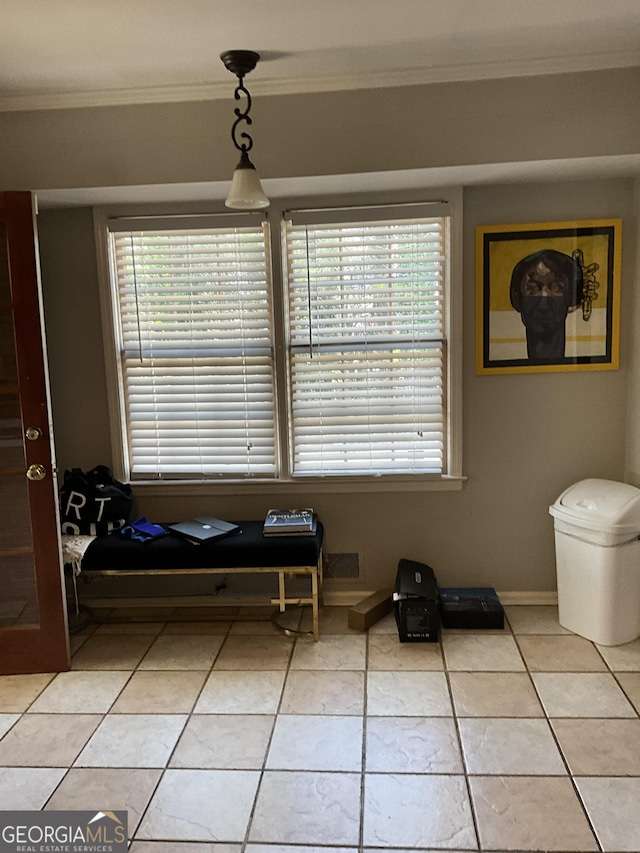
(1, 604, 640, 852)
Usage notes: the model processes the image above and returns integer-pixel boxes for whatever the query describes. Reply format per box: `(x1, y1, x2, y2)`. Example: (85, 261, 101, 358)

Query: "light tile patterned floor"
(1, 604, 640, 851)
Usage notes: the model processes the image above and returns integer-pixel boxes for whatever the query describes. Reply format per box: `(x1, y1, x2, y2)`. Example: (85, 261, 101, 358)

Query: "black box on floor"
(439, 587, 504, 629)
(393, 559, 440, 642)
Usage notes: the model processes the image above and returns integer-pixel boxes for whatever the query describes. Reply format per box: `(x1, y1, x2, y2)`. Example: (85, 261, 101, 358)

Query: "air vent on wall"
(324, 552, 360, 579)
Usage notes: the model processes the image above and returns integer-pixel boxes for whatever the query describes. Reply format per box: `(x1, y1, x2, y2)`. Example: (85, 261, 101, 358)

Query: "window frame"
(94, 189, 464, 494)
(104, 211, 277, 481)
(282, 202, 451, 479)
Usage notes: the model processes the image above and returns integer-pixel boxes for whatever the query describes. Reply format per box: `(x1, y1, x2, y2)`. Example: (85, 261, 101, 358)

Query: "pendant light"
(220, 50, 269, 209)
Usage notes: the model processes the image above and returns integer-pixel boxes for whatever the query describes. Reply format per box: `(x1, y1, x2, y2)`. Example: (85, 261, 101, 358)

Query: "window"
(106, 214, 276, 478)
(100, 198, 460, 486)
(285, 204, 448, 476)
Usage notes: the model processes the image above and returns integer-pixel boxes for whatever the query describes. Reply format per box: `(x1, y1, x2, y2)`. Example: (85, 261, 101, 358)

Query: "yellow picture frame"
(476, 219, 621, 374)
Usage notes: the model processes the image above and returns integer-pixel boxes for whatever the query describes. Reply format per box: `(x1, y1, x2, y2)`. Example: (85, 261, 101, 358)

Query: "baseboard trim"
(79, 589, 558, 610)
(324, 590, 558, 607)
(81, 594, 278, 608)
(496, 590, 558, 605)
(324, 590, 377, 606)
(82, 591, 377, 609)
(325, 590, 559, 606)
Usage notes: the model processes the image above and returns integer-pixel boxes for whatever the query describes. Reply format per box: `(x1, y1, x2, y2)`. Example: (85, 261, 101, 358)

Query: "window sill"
(131, 475, 466, 497)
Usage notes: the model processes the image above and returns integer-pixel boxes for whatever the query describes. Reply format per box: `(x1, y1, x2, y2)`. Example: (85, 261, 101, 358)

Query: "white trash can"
(549, 478, 640, 646)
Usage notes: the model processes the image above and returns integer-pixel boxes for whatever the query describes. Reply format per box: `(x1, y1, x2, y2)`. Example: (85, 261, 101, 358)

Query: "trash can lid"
(549, 478, 640, 535)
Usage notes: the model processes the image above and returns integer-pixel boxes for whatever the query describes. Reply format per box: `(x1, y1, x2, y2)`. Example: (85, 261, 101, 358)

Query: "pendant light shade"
(226, 150, 270, 210)
(220, 50, 270, 210)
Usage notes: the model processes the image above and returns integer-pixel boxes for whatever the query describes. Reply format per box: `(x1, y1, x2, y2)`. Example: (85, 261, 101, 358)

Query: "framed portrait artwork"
(476, 219, 621, 374)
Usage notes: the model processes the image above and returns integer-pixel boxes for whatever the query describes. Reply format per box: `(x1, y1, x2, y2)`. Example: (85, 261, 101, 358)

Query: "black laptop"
(168, 516, 240, 544)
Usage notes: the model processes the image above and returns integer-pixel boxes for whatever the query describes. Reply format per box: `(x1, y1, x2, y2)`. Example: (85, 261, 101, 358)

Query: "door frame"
(0, 192, 69, 674)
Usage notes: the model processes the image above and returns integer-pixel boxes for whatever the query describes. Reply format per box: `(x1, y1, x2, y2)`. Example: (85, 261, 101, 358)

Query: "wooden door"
(0, 192, 70, 674)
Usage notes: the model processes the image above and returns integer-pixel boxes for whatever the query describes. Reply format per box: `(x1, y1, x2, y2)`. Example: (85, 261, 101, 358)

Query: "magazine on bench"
(168, 516, 240, 544)
(263, 508, 317, 536)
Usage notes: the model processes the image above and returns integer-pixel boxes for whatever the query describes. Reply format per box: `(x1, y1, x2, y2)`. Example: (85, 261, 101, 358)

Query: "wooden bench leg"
(317, 552, 324, 607)
(269, 565, 321, 641)
(311, 564, 319, 641)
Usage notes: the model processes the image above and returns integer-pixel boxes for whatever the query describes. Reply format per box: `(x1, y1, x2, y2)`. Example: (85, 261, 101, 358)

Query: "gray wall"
(2, 68, 639, 190)
(38, 177, 635, 594)
(625, 181, 640, 487)
(38, 208, 111, 470)
(17, 66, 639, 594)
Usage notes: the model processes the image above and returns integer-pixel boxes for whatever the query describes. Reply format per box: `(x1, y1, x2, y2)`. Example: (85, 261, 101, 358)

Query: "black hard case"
(439, 587, 504, 629)
(393, 558, 440, 642)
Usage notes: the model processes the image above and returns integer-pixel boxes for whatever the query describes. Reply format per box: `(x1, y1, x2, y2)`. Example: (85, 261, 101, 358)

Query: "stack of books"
(263, 508, 317, 536)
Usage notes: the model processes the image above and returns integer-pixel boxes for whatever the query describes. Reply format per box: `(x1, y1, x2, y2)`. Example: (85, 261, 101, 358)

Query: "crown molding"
(1, 50, 638, 113)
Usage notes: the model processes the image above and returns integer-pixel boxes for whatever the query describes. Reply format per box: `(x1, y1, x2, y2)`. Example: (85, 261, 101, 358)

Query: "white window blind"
(109, 216, 276, 479)
(285, 206, 448, 476)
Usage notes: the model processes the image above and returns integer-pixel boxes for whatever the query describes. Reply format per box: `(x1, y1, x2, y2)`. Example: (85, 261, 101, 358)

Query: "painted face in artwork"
(510, 249, 583, 362)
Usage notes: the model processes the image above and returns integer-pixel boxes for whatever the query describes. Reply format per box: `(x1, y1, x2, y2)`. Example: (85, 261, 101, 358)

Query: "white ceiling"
(3, 0, 640, 111)
(9, 0, 639, 206)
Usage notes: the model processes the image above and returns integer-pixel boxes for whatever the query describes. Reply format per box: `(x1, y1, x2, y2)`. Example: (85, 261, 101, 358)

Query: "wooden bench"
(73, 520, 324, 640)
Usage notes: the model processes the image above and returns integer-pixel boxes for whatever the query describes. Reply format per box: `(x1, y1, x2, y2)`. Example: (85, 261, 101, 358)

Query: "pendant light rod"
(220, 50, 260, 154)
(220, 49, 269, 210)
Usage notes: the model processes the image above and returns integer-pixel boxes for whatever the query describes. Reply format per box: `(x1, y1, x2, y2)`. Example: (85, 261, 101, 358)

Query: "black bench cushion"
(81, 520, 324, 572)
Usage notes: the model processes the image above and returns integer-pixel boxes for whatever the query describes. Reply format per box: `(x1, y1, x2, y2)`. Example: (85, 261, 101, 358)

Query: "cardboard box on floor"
(347, 589, 394, 631)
